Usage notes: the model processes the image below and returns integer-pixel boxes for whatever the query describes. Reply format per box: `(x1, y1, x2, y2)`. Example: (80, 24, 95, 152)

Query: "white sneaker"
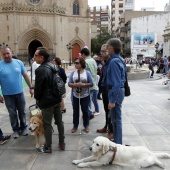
(94, 112, 100, 116)
(22, 128, 28, 136)
(13, 131, 19, 139)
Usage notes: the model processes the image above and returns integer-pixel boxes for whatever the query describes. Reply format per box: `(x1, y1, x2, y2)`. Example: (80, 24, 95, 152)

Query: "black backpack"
(43, 63, 66, 98)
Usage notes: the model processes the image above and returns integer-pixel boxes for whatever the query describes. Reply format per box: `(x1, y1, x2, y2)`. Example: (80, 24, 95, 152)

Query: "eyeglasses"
(74, 62, 80, 65)
(100, 50, 108, 53)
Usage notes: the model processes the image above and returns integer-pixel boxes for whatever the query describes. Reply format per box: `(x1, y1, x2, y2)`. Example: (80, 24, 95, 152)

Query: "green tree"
(91, 28, 116, 55)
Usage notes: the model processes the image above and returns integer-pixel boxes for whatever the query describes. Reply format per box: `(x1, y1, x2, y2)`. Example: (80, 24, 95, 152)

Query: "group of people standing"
(0, 38, 127, 153)
(68, 38, 126, 145)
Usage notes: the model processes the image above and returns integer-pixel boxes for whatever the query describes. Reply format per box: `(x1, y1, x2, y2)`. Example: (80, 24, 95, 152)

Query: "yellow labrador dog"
(29, 112, 45, 148)
(73, 136, 170, 169)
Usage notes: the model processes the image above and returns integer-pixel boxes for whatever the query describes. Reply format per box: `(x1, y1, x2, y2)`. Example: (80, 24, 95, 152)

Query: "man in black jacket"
(34, 47, 65, 153)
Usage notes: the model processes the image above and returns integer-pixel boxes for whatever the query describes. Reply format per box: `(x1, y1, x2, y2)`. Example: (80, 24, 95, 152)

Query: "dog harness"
(109, 147, 117, 164)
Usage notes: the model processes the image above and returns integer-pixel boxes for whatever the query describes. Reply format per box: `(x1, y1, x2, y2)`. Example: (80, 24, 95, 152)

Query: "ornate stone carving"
(69, 18, 87, 23)
(75, 27, 79, 34)
(0, 2, 66, 14)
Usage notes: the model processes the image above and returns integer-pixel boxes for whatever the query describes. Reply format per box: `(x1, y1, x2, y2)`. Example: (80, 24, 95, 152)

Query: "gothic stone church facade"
(0, 0, 91, 63)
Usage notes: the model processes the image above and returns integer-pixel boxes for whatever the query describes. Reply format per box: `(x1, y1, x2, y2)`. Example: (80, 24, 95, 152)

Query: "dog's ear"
(102, 144, 109, 154)
(36, 112, 43, 120)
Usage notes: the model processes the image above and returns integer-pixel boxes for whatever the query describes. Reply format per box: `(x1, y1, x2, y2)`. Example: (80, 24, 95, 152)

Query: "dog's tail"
(155, 153, 170, 159)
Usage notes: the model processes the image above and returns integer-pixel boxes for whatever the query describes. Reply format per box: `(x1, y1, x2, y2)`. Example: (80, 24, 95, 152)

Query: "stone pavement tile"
(123, 136, 147, 146)
(153, 114, 170, 124)
(8, 135, 37, 150)
(123, 124, 140, 136)
(139, 105, 162, 112)
(0, 121, 13, 133)
(134, 123, 169, 136)
(0, 149, 37, 170)
(0, 150, 4, 154)
(31, 151, 75, 170)
(142, 136, 170, 151)
(123, 108, 150, 116)
(159, 123, 170, 135)
(127, 115, 157, 124)
(52, 134, 80, 151)
(122, 114, 131, 123)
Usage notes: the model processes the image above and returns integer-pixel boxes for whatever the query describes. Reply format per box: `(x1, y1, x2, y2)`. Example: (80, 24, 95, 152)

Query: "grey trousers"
(42, 103, 65, 147)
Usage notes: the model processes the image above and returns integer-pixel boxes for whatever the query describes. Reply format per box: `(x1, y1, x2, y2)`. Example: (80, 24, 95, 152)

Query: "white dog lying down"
(73, 136, 170, 169)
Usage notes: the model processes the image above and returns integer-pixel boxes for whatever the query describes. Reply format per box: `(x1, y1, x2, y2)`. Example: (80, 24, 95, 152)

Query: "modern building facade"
(0, 0, 91, 63)
(117, 10, 161, 57)
(164, 0, 170, 11)
(111, 0, 134, 31)
(90, 5, 111, 36)
(128, 12, 170, 59)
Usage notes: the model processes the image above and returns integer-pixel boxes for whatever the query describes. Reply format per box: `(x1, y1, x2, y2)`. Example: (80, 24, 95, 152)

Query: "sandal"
(71, 128, 77, 133)
(83, 128, 90, 133)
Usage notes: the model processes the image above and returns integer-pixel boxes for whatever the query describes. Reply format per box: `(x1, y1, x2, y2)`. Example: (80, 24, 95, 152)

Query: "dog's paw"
(78, 163, 87, 168)
(72, 160, 81, 165)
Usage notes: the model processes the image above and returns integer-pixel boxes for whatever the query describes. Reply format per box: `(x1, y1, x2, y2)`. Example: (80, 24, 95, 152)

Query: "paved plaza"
(0, 70, 170, 170)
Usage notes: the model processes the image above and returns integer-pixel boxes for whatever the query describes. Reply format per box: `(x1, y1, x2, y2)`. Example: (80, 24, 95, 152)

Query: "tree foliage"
(91, 28, 116, 55)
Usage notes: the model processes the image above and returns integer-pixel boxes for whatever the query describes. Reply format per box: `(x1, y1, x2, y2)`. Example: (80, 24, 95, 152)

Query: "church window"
(73, 0, 79, 15)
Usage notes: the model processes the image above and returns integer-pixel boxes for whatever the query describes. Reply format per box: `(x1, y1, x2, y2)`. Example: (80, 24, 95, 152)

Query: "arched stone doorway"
(72, 43, 81, 62)
(28, 40, 42, 58)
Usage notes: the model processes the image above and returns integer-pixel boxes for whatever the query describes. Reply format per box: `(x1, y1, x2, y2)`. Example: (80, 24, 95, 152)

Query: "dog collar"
(109, 147, 117, 164)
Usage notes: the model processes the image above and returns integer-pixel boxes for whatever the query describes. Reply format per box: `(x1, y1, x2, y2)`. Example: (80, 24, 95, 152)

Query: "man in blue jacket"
(106, 38, 125, 144)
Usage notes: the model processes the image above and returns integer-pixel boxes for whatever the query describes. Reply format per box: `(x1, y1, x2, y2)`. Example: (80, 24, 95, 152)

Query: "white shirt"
(32, 61, 40, 81)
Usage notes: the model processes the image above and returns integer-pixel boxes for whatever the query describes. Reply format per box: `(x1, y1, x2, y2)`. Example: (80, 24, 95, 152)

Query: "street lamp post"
(66, 43, 73, 66)
(155, 42, 159, 59)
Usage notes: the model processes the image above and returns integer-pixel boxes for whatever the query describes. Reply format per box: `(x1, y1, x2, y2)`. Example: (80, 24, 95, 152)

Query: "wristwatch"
(30, 87, 34, 89)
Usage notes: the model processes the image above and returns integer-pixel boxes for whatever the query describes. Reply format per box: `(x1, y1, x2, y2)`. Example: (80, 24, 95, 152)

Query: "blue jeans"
(150, 68, 154, 77)
(4, 92, 27, 132)
(109, 88, 124, 144)
(92, 90, 99, 112)
(0, 128, 3, 140)
(88, 90, 94, 116)
(73, 95, 90, 128)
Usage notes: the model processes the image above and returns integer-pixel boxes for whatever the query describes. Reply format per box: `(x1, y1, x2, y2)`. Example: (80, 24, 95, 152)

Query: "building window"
(73, 0, 79, 15)
(119, 3, 123, 8)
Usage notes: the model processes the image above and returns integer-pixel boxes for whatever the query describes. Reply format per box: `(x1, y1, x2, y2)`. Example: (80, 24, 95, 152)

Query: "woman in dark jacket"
(53, 57, 67, 113)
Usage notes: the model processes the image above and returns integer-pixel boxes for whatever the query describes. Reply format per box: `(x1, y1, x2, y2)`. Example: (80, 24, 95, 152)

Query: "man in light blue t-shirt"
(0, 47, 33, 139)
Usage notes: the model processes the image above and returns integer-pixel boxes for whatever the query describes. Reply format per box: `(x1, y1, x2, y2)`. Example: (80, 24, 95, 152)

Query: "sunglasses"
(74, 62, 80, 65)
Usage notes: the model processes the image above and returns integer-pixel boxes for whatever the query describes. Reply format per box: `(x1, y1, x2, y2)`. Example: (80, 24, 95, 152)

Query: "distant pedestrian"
(149, 58, 155, 78)
(106, 38, 126, 144)
(167, 56, 170, 79)
(68, 57, 93, 133)
(53, 57, 67, 113)
(0, 128, 11, 145)
(163, 56, 167, 75)
(0, 47, 33, 139)
(34, 47, 65, 153)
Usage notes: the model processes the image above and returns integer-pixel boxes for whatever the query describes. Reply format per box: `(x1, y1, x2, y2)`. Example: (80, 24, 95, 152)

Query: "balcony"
(124, 37, 131, 42)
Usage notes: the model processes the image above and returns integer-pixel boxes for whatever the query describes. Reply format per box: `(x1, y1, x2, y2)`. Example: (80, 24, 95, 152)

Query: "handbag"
(116, 56, 131, 97)
(124, 77, 131, 97)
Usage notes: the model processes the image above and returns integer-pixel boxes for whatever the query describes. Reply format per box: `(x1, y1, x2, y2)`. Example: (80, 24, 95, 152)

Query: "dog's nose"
(89, 146, 92, 151)
(29, 127, 31, 130)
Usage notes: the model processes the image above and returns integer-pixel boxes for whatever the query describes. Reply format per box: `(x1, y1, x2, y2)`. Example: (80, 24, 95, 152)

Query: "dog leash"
(109, 147, 117, 164)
